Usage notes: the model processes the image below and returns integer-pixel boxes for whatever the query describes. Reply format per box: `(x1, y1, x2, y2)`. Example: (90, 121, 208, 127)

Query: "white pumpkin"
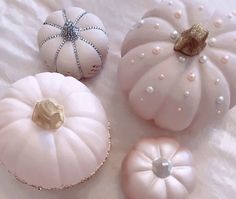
(38, 7, 109, 79)
(0, 72, 111, 189)
(118, 0, 236, 131)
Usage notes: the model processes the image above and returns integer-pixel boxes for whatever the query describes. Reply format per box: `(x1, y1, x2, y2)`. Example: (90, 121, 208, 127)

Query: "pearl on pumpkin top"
(179, 56, 186, 63)
(198, 5, 204, 11)
(159, 74, 165, 80)
(214, 19, 223, 28)
(152, 46, 161, 55)
(168, 1, 173, 6)
(199, 55, 208, 64)
(208, 38, 216, 47)
(178, 107, 183, 112)
(184, 91, 190, 98)
(187, 73, 196, 82)
(221, 55, 230, 64)
(152, 158, 172, 178)
(154, 23, 160, 29)
(215, 78, 220, 85)
(170, 30, 179, 40)
(131, 59, 135, 64)
(139, 53, 145, 59)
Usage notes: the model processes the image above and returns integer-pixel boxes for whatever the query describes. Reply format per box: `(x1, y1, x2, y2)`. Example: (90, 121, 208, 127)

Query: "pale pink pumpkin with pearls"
(118, 0, 236, 131)
(122, 137, 195, 199)
(0, 73, 111, 189)
(38, 7, 109, 79)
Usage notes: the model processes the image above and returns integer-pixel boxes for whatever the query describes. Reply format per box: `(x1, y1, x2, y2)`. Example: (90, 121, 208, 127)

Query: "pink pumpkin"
(38, 7, 109, 79)
(118, 0, 236, 131)
(0, 73, 111, 189)
(122, 137, 195, 199)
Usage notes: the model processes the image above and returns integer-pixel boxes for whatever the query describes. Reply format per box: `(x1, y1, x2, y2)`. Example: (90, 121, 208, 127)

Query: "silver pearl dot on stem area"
(170, 30, 178, 40)
(179, 56, 186, 63)
(216, 96, 224, 104)
(208, 38, 216, 47)
(215, 78, 220, 85)
(146, 86, 154, 94)
(199, 55, 208, 64)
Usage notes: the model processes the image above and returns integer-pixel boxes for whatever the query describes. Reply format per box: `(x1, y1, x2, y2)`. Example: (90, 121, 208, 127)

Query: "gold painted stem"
(174, 24, 209, 56)
(32, 99, 64, 130)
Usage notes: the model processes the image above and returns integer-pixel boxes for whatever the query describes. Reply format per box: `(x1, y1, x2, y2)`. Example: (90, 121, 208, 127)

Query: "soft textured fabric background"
(0, 0, 236, 198)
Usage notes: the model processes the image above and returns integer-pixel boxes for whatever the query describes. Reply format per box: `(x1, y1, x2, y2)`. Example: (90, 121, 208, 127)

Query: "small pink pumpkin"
(38, 7, 109, 79)
(118, 0, 236, 131)
(0, 72, 111, 189)
(122, 137, 195, 199)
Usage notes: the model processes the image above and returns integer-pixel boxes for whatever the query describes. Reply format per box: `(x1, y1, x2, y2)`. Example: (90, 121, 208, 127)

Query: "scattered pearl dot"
(159, 74, 165, 80)
(232, 10, 236, 16)
(174, 10, 182, 19)
(221, 55, 230, 64)
(184, 91, 190, 98)
(140, 97, 144, 102)
(146, 86, 154, 94)
(139, 53, 145, 59)
(215, 78, 220, 85)
(152, 46, 161, 55)
(199, 5, 204, 11)
(179, 56, 186, 63)
(208, 38, 216, 47)
(217, 110, 222, 115)
(136, 20, 145, 28)
(214, 19, 223, 28)
(154, 23, 160, 29)
(177, 107, 183, 112)
(199, 55, 208, 64)
(170, 30, 179, 40)
(187, 73, 196, 82)
(168, 1, 173, 6)
(131, 59, 135, 64)
(216, 96, 224, 104)
(227, 13, 233, 19)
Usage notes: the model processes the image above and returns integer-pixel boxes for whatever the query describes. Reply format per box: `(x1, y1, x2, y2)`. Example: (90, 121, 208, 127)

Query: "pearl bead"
(187, 73, 196, 82)
(208, 38, 216, 47)
(154, 23, 160, 29)
(152, 46, 161, 55)
(139, 53, 145, 59)
(199, 5, 204, 11)
(170, 30, 178, 40)
(221, 55, 230, 64)
(146, 86, 154, 94)
(232, 10, 236, 16)
(178, 107, 183, 112)
(184, 91, 190, 97)
(215, 78, 220, 85)
(199, 55, 208, 64)
(168, 1, 173, 6)
(136, 20, 144, 28)
(214, 19, 223, 28)
(140, 98, 144, 102)
(179, 56, 186, 63)
(152, 158, 172, 178)
(217, 110, 222, 115)
(174, 10, 182, 19)
(216, 96, 224, 104)
(131, 59, 135, 64)
(159, 74, 165, 80)
(227, 13, 233, 19)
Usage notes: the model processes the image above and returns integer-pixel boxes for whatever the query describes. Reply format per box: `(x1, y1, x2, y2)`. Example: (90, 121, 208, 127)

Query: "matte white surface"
(0, 0, 236, 199)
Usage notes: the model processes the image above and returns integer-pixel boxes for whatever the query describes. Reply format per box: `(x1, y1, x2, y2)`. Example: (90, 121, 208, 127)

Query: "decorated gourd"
(0, 73, 111, 189)
(38, 7, 109, 79)
(122, 137, 195, 199)
(118, 0, 236, 131)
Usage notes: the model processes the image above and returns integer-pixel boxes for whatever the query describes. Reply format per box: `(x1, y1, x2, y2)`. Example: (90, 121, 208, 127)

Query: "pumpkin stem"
(174, 24, 209, 56)
(32, 99, 64, 130)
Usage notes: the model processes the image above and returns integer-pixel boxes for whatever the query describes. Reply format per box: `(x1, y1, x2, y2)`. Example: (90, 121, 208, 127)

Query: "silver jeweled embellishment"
(152, 158, 172, 178)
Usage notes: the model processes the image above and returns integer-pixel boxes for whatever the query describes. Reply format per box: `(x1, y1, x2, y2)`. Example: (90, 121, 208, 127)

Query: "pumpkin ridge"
(64, 117, 108, 145)
(133, 149, 153, 163)
(0, 97, 32, 111)
(165, 176, 189, 196)
(0, 118, 29, 133)
(62, 126, 100, 165)
(53, 134, 63, 187)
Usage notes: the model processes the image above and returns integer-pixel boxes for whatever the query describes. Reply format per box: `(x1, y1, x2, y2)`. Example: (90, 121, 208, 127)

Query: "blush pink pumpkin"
(118, 0, 236, 131)
(0, 72, 111, 189)
(38, 7, 109, 79)
(122, 137, 195, 199)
